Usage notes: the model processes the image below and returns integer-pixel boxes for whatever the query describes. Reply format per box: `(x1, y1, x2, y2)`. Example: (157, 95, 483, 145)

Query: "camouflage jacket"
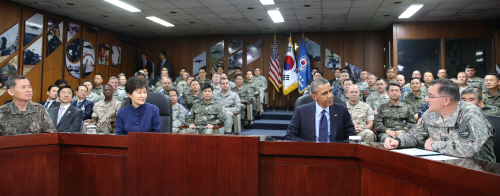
(92, 85, 103, 96)
(182, 90, 202, 110)
(360, 87, 377, 102)
(213, 91, 241, 114)
(99, 90, 127, 102)
(186, 100, 224, 127)
(374, 101, 416, 132)
(483, 90, 500, 108)
(253, 75, 268, 90)
(332, 85, 344, 96)
(231, 86, 251, 103)
(195, 76, 213, 86)
(0, 101, 56, 136)
(176, 81, 189, 95)
(243, 80, 259, 97)
(481, 105, 500, 116)
(331, 80, 341, 88)
(467, 77, 486, 92)
(366, 92, 389, 110)
(398, 101, 495, 162)
(172, 103, 187, 127)
(402, 91, 426, 115)
(346, 101, 374, 128)
(72, 92, 100, 103)
(355, 81, 368, 91)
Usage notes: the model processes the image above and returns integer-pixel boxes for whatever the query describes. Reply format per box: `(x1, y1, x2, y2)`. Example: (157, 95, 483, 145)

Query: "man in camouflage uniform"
(244, 70, 260, 113)
(457, 72, 471, 94)
(195, 67, 213, 86)
(304, 71, 323, 95)
(332, 70, 350, 95)
(384, 67, 397, 85)
(182, 80, 202, 110)
(168, 90, 187, 133)
(402, 78, 426, 119)
(92, 74, 104, 95)
(421, 71, 434, 95)
(231, 74, 253, 118)
(213, 78, 241, 134)
(375, 84, 416, 142)
(117, 75, 127, 95)
(181, 84, 224, 134)
(85, 84, 122, 134)
(155, 70, 170, 89)
(396, 75, 411, 101)
(465, 65, 486, 92)
(483, 73, 500, 108)
(253, 67, 267, 103)
(174, 67, 187, 85)
(99, 76, 127, 102)
(0, 76, 56, 135)
(230, 68, 243, 83)
(346, 84, 375, 142)
(175, 72, 190, 94)
(212, 73, 222, 93)
(461, 88, 500, 116)
(220, 73, 236, 89)
(355, 71, 369, 91)
(360, 74, 377, 102)
(366, 78, 389, 111)
(385, 79, 495, 162)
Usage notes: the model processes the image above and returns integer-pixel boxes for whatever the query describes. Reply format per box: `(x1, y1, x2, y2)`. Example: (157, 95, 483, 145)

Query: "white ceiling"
(11, 0, 500, 37)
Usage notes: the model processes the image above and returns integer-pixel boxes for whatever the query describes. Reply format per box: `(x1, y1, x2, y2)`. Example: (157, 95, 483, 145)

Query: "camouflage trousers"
(82, 122, 114, 134)
(179, 128, 215, 134)
(172, 121, 183, 133)
(377, 133, 393, 142)
(358, 129, 375, 142)
(223, 111, 234, 134)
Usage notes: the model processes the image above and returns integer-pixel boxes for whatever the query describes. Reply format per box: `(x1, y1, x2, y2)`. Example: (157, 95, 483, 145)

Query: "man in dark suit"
(329, 68, 342, 86)
(135, 53, 153, 78)
(39, 85, 60, 110)
(285, 78, 356, 142)
(306, 67, 319, 85)
(71, 85, 94, 121)
(48, 85, 82, 132)
(156, 51, 172, 79)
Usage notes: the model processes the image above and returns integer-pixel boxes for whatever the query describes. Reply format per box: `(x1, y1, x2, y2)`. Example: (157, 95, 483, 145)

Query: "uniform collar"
(9, 101, 35, 115)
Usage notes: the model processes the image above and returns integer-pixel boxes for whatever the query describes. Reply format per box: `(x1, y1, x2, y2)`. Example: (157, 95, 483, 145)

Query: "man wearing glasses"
(384, 79, 495, 162)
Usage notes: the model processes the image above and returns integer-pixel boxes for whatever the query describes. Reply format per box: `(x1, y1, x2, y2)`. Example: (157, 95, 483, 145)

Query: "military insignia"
(187, 111, 191, 116)
(211, 115, 214, 118)
(374, 110, 378, 116)
(458, 125, 469, 138)
(416, 118, 422, 126)
(403, 120, 406, 123)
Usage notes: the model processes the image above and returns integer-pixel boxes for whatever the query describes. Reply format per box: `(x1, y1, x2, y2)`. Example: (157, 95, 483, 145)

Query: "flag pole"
(286, 94, 289, 112)
(272, 89, 275, 111)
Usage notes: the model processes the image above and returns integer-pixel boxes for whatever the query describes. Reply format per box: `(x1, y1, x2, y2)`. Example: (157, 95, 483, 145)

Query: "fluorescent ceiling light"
(146, 16, 175, 27)
(267, 10, 284, 23)
(260, 0, 275, 5)
(104, 0, 141, 12)
(398, 4, 424, 19)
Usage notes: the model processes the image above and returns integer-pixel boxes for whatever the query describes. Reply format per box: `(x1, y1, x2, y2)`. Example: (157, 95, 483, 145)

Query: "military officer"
(168, 90, 187, 133)
(99, 76, 127, 102)
(92, 74, 104, 95)
(483, 73, 500, 108)
(253, 67, 267, 103)
(81, 80, 100, 103)
(231, 74, 253, 118)
(175, 72, 190, 93)
(366, 78, 389, 111)
(220, 73, 236, 89)
(85, 84, 122, 133)
(402, 78, 426, 119)
(181, 84, 224, 134)
(457, 72, 471, 94)
(230, 67, 243, 83)
(384, 67, 397, 85)
(355, 71, 369, 91)
(195, 67, 213, 86)
(332, 70, 350, 95)
(465, 65, 486, 92)
(174, 67, 187, 85)
(154, 70, 170, 89)
(213, 78, 241, 134)
(182, 79, 202, 110)
(360, 74, 377, 102)
(304, 71, 324, 95)
(461, 88, 500, 116)
(346, 84, 375, 142)
(243, 70, 260, 113)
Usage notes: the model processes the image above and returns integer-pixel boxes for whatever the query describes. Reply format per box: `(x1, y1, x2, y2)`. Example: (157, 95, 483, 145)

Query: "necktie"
(318, 110, 328, 142)
(143, 61, 146, 69)
(160, 61, 164, 70)
(77, 101, 82, 108)
(44, 101, 50, 109)
(57, 107, 65, 125)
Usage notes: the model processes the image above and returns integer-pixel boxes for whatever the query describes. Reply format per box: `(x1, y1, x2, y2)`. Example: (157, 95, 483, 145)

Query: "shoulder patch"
(187, 111, 192, 116)
(416, 118, 422, 126)
(458, 125, 470, 139)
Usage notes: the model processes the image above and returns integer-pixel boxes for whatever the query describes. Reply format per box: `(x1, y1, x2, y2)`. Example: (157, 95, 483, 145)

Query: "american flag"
(269, 36, 282, 91)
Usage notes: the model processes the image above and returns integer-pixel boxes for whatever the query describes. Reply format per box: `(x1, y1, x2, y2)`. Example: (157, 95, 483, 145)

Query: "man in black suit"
(39, 85, 60, 110)
(71, 85, 94, 121)
(156, 51, 172, 79)
(285, 78, 356, 142)
(48, 85, 82, 132)
(306, 67, 319, 85)
(135, 53, 153, 77)
(329, 68, 342, 85)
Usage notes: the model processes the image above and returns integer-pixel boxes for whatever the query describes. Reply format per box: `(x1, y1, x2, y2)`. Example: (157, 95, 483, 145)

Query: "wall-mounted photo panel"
(305, 37, 321, 64)
(211, 60, 223, 76)
(66, 38, 81, 79)
(82, 40, 95, 78)
(97, 43, 109, 66)
(67, 23, 81, 42)
(193, 51, 206, 76)
(210, 40, 224, 65)
(0, 55, 18, 96)
(246, 39, 261, 65)
(23, 37, 42, 75)
(345, 62, 362, 83)
(111, 46, 121, 67)
(228, 50, 242, 76)
(228, 39, 242, 55)
(47, 17, 60, 31)
(325, 48, 341, 71)
(0, 23, 19, 64)
(46, 22, 63, 57)
(24, 13, 43, 46)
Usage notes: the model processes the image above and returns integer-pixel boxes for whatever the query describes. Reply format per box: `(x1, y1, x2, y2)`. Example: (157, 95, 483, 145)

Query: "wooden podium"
(0, 133, 498, 196)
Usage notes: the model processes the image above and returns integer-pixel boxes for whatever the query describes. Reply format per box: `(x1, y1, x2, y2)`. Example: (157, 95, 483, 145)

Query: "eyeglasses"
(427, 95, 449, 99)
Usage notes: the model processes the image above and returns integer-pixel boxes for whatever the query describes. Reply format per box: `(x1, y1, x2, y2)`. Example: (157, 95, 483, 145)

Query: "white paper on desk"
(391, 148, 441, 156)
(420, 155, 458, 161)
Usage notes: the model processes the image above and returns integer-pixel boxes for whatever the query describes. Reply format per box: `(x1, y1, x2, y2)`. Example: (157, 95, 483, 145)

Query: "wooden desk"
(0, 133, 498, 196)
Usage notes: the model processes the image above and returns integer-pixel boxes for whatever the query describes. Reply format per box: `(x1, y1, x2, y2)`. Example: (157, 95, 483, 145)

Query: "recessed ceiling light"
(308, 26, 314, 28)
(398, 4, 424, 19)
(257, 19, 263, 21)
(394, 1, 402, 4)
(383, 14, 390, 17)
(260, 0, 275, 5)
(170, 11, 177, 14)
(104, 0, 141, 12)
(205, 30, 210, 31)
(306, 17, 312, 19)
(247, 7, 254, 10)
(67, 3, 74, 5)
(267, 10, 284, 23)
(304, 5, 310, 7)
(146, 16, 175, 27)
(102, 15, 108, 17)
(129, 24, 134, 26)
(190, 22, 195, 23)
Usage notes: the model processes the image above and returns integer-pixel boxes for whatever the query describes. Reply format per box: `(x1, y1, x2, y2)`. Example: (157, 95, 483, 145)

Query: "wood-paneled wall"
(0, 1, 136, 105)
(137, 32, 385, 107)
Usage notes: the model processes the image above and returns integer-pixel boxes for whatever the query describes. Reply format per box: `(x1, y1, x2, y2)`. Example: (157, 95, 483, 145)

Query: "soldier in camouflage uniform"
(231, 74, 253, 118)
(304, 71, 324, 95)
(244, 70, 260, 113)
(396, 75, 411, 101)
(465, 65, 486, 92)
(366, 78, 389, 110)
(457, 72, 471, 95)
(176, 74, 194, 96)
(355, 71, 369, 91)
(375, 84, 416, 142)
(402, 78, 426, 118)
(338, 79, 355, 102)
(253, 68, 267, 103)
(211, 72, 222, 94)
(461, 88, 500, 116)
(182, 80, 202, 110)
(220, 73, 236, 89)
(154, 70, 170, 89)
(230, 68, 243, 83)
(168, 90, 187, 133)
(92, 74, 104, 95)
(360, 74, 377, 102)
(346, 85, 375, 142)
(0, 76, 56, 135)
(213, 78, 241, 134)
(84, 85, 122, 134)
(98, 76, 127, 102)
(195, 67, 213, 86)
(173, 67, 187, 86)
(483, 73, 500, 108)
(117, 75, 127, 95)
(332, 71, 350, 95)
(72, 80, 100, 103)
(385, 79, 495, 162)
(175, 71, 189, 88)
(181, 84, 224, 134)
(383, 67, 397, 85)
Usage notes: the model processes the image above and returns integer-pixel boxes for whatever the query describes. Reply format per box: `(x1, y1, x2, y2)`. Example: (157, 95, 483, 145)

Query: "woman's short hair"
(125, 76, 149, 94)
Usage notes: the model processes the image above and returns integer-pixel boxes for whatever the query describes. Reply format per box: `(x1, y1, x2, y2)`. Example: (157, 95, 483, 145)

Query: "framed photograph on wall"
(23, 37, 42, 74)
(24, 13, 43, 46)
(193, 51, 206, 76)
(97, 43, 109, 66)
(0, 55, 18, 96)
(82, 40, 95, 78)
(66, 38, 82, 79)
(46, 22, 63, 57)
(111, 46, 121, 67)
(0, 23, 19, 64)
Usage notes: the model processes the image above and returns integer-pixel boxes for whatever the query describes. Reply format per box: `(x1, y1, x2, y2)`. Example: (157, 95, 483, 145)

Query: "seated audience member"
(306, 67, 318, 85)
(155, 69, 170, 88)
(404, 70, 425, 89)
(55, 79, 68, 87)
(304, 71, 323, 95)
(384, 67, 396, 85)
(451, 78, 458, 84)
(396, 75, 411, 100)
(385, 79, 495, 162)
(421, 71, 434, 94)
(483, 73, 500, 108)
(118, 72, 125, 78)
(355, 71, 369, 90)
(99, 76, 127, 102)
(196, 67, 213, 85)
(346, 84, 375, 142)
(174, 67, 187, 85)
(213, 78, 241, 134)
(465, 65, 486, 92)
(220, 73, 236, 89)
(0, 76, 56, 135)
(176, 71, 190, 89)
(332, 70, 350, 95)
(115, 76, 161, 135)
(461, 88, 500, 116)
(117, 75, 127, 94)
(135, 72, 154, 92)
(374, 84, 416, 142)
(253, 67, 267, 103)
(402, 78, 426, 120)
(366, 78, 389, 111)
(182, 79, 202, 110)
(230, 74, 253, 118)
(169, 90, 187, 133)
(71, 85, 94, 121)
(243, 70, 260, 113)
(142, 68, 155, 88)
(92, 74, 104, 95)
(360, 74, 377, 102)
(86, 84, 122, 134)
(329, 68, 342, 86)
(81, 80, 100, 103)
(437, 69, 448, 79)
(181, 84, 224, 134)
(40, 85, 60, 109)
(48, 85, 82, 133)
(217, 65, 224, 74)
(176, 73, 192, 95)
(230, 68, 243, 83)
(212, 72, 222, 93)
(338, 79, 354, 102)
(285, 78, 356, 142)
(457, 72, 470, 94)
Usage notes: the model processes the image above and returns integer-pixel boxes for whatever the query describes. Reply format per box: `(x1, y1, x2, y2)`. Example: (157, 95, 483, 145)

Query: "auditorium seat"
(124, 92, 173, 133)
(486, 114, 500, 163)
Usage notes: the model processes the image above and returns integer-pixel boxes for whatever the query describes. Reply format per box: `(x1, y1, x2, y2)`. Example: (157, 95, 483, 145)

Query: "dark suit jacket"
(285, 102, 356, 142)
(135, 61, 153, 77)
(71, 99, 94, 121)
(156, 59, 172, 79)
(39, 101, 60, 109)
(48, 105, 83, 133)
